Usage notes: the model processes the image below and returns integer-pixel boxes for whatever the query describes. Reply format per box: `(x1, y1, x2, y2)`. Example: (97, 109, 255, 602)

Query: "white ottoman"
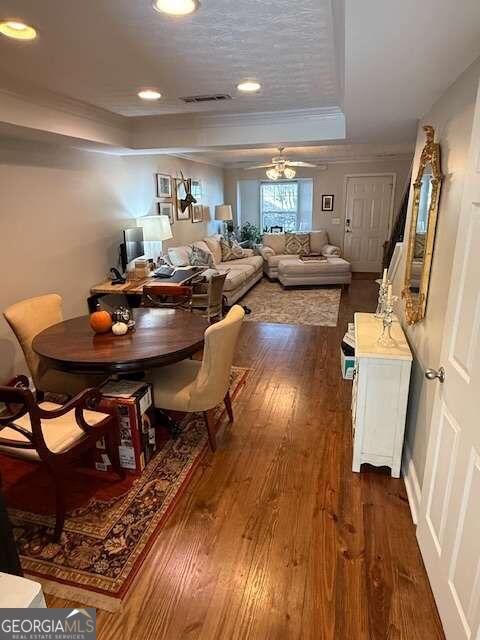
(278, 257, 352, 287)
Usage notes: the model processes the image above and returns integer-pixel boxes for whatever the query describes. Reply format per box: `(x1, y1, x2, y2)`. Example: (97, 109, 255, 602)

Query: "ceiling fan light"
(0, 20, 37, 40)
(284, 167, 296, 179)
(153, 0, 199, 16)
(237, 80, 262, 93)
(266, 168, 280, 181)
(138, 89, 162, 100)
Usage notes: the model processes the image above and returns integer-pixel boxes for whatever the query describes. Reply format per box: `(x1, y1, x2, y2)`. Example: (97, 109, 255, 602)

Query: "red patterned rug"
(2, 367, 249, 611)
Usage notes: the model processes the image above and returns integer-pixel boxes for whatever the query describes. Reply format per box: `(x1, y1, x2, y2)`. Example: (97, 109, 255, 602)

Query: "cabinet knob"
(425, 367, 445, 383)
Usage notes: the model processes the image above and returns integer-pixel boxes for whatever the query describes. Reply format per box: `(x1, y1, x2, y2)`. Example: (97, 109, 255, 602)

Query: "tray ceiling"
(0, 0, 342, 117)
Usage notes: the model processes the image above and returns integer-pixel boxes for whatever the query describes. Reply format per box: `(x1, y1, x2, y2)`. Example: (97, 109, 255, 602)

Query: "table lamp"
(215, 204, 233, 237)
(136, 215, 173, 263)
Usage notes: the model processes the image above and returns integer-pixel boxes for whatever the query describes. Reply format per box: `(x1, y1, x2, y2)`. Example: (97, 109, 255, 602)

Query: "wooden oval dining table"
(32, 308, 210, 375)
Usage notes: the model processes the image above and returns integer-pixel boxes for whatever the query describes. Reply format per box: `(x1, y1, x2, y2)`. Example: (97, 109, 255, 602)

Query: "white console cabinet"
(352, 313, 412, 478)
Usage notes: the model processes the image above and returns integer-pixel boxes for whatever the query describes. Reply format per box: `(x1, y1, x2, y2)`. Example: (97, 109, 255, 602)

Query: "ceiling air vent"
(180, 94, 232, 104)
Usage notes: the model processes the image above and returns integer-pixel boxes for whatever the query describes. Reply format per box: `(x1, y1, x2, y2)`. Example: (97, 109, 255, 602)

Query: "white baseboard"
(402, 445, 422, 525)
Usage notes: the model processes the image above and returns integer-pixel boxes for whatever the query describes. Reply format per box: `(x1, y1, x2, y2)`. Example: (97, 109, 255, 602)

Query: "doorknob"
(425, 367, 445, 383)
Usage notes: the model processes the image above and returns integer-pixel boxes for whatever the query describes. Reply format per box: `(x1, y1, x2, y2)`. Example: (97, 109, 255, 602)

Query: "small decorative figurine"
(112, 306, 131, 324)
(375, 268, 388, 318)
(378, 285, 398, 347)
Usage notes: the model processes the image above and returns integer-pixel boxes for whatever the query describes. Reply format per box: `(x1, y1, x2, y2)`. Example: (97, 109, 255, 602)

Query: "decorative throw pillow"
(285, 233, 310, 256)
(168, 245, 192, 267)
(204, 234, 223, 265)
(220, 238, 244, 262)
(190, 245, 214, 267)
(309, 230, 329, 254)
(263, 233, 286, 254)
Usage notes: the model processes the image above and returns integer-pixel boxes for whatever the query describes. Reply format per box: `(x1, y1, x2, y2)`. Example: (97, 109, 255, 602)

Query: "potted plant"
(240, 222, 262, 248)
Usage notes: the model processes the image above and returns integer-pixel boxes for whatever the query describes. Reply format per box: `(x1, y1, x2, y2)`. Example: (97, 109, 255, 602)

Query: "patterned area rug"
(241, 279, 342, 327)
(4, 367, 249, 611)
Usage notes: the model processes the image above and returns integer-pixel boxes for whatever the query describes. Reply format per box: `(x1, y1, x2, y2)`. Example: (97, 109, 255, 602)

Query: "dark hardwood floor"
(48, 278, 445, 639)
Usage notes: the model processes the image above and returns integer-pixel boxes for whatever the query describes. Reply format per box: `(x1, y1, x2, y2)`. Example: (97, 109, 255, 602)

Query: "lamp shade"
(214, 204, 233, 221)
(136, 215, 173, 242)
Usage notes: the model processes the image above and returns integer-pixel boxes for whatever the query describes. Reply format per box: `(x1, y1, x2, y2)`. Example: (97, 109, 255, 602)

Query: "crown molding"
(193, 107, 344, 130)
(0, 71, 128, 132)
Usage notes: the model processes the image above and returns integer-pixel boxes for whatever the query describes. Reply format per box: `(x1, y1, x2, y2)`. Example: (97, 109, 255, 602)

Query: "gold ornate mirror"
(402, 125, 443, 325)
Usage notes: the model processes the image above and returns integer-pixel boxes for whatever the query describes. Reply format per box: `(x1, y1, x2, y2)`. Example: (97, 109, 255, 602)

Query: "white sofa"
(258, 231, 352, 287)
(167, 234, 263, 306)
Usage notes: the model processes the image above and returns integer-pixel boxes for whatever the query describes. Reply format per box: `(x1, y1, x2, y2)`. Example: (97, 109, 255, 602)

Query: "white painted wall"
(225, 155, 412, 247)
(0, 139, 224, 382)
(392, 57, 480, 489)
(237, 179, 260, 227)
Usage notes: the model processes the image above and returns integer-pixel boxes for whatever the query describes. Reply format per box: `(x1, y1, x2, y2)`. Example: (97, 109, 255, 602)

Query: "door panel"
(425, 405, 460, 554)
(417, 80, 480, 639)
(448, 449, 480, 637)
(449, 205, 480, 381)
(344, 175, 394, 272)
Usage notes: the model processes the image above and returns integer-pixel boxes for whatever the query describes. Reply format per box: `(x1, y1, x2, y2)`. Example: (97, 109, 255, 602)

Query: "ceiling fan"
(244, 147, 325, 180)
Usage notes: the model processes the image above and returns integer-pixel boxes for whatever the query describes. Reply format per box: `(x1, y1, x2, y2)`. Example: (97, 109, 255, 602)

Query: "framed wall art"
(157, 200, 175, 224)
(192, 204, 204, 223)
(155, 173, 172, 198)
(322, 194, 334, 212)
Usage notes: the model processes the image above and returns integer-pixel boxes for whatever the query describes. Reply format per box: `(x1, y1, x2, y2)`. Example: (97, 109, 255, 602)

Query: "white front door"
(344, 175, 394, 272)
(417, 81, 480, 639)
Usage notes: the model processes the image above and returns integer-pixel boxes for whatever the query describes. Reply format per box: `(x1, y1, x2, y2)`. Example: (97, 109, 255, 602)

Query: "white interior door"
(344, 175, 394, 272)
(417, 80, 480, 640)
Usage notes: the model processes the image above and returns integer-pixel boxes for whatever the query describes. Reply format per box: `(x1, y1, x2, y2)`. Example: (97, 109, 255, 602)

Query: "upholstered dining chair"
(142, 284, 192, 310)
(147, 305, 245, 451)
(191, 273, 227, 322)
(0, 376, 122, 540)
(4, 294, 106, 399)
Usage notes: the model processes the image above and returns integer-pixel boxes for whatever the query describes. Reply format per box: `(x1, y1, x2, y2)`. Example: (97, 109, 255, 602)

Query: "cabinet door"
(361, 359, 401, 458)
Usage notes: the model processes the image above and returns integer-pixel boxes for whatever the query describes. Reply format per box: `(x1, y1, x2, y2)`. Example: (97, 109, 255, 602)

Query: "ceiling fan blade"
(244, 163, 274, 170)
(285, 161, 317, 167)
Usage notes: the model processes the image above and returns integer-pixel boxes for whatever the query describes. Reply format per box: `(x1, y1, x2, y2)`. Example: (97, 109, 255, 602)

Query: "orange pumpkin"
(89, 310, 112, 334)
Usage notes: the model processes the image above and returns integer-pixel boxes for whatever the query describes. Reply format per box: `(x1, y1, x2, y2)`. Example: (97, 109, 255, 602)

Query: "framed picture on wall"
(322, 194, 334, 212)
(157, 200, 175, 225)
(192, 204, 204, 223)
(155, 173, 172, 198)
(191, 180, 203, 203)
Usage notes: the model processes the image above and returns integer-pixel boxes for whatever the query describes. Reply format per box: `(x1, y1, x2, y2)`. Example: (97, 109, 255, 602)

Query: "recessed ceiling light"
(153, 0, 200, 16)
(0, 20, 37, 40)
(138, 89, 162, 101)
(237, 80, 262, 94)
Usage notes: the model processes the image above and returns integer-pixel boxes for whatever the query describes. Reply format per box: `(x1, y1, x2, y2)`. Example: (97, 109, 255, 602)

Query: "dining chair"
(0, 376, 122, 540)
(4, 294, 106, 399)
(191, 273, 227, 322)
(142, 284, 192, 310)
(147, 305, 245, 451)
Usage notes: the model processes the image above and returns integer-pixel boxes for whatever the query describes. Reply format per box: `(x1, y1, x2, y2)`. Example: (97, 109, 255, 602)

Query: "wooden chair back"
(206, 273, 227, 320)
(0, 376, 122, 540)
(142, 284, 193, 309)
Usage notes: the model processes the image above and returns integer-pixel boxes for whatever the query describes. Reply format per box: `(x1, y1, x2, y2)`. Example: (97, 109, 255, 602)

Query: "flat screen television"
(120, 227, 145, 272)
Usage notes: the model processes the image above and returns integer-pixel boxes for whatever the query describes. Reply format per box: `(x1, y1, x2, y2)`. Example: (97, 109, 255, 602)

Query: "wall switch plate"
(331, 218, 341, 225)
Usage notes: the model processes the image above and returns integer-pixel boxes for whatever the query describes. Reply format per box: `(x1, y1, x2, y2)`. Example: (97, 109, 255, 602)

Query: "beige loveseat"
(258, 231, 352, 287)
(167, 234, 263, 305)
